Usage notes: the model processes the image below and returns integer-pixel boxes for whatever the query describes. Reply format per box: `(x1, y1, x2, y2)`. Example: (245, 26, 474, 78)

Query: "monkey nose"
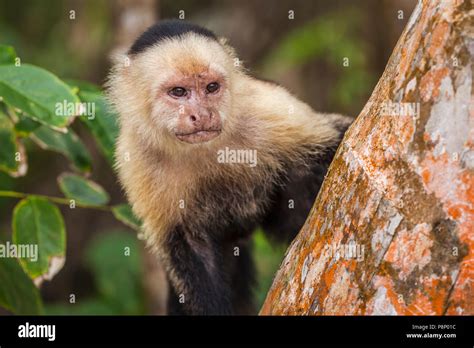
(187, 114, 204, 128)
(188, 112, 212, 126)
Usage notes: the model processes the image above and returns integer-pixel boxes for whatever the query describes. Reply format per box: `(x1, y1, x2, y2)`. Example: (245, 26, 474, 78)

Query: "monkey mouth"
(175, 129, 222, 144)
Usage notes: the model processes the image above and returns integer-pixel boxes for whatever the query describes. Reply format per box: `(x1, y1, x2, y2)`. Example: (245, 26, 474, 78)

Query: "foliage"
(0, 44, 142, 314)
(58, 173, 110, 206)
(0, 64, 79, 130)
(0, 237, 43, 314)
(261, 10, 375, 110)
(76, 90, 119, 166)
(253, 229, 286, 308)
(46, 230, 145, 315)
(112, 204, 142, 231)
(12, 196, 66, 278)
(31, 126, 92, 173)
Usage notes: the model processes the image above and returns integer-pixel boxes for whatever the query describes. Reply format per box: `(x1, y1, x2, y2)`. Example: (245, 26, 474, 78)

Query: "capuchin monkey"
(107, 20, 352, 315)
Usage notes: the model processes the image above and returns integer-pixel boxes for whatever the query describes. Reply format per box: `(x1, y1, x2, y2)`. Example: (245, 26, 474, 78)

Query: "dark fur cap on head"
(129, 20, 218, 55)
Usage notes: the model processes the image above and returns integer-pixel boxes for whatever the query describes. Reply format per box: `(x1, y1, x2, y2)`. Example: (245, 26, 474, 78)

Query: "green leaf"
(0, 64, 80, 130)
(0, 107, 27, 176)
(0, 45, 16, 65)
(0, 104, 13, 125)
(112, 204, 142, 230)
(0, 249, 43, 314)
(85, 231, 145, 314)
(65, 79, 101, 94)
(0, 129, 18, 173)
(77, 91, 118, 165)
(12, 196, 66, 279)
(58, 173, 109, 206)
(14, 113, 42, 136)
(31, 125, 92, 173)
(0, 108, 19, 172)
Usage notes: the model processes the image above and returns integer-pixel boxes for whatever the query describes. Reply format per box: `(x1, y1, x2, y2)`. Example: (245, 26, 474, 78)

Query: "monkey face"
(161, 70, 226, 144)
(108, 33, 236, 150)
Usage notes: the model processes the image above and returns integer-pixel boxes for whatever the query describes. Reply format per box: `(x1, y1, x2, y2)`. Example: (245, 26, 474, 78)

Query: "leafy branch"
(0, 190, 112, 211)
(0, 44, 141, 315)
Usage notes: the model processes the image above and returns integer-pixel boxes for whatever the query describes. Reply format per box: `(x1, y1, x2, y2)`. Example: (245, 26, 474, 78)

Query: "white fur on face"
(107, 34, 237, 154)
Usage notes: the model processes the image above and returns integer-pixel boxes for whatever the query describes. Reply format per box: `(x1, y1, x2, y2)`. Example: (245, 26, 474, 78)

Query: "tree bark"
(261, 0, 473, 315)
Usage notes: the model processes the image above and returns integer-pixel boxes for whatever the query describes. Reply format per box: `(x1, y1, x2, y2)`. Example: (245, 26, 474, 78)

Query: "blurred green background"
(0, 0, 416, 314)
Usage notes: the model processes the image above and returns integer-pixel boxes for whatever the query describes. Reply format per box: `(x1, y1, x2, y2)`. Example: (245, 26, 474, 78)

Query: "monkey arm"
(261, 163, 326, 244)
(161, 225, 234, 315)
(261, 112, 352, 244)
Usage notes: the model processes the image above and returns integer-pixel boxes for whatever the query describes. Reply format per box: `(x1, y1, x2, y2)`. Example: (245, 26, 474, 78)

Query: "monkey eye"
(169, 87, 187, 98)
(206, 82, 220, 94)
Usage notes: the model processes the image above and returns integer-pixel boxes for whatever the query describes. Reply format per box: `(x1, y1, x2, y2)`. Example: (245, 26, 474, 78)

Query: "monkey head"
(108, 30, 238, 151)
(159, 61, 225, 145)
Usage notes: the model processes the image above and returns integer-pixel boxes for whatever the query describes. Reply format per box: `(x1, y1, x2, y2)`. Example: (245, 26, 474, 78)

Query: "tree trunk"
(261, 0, 473, 315)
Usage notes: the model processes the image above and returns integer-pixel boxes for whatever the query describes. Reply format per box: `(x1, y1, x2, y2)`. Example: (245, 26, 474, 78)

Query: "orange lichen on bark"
(384, 224, 433, 281)
(426, 21, 451, 60)
(419, 67, 449, 101)
(261, 0, 473, 316)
